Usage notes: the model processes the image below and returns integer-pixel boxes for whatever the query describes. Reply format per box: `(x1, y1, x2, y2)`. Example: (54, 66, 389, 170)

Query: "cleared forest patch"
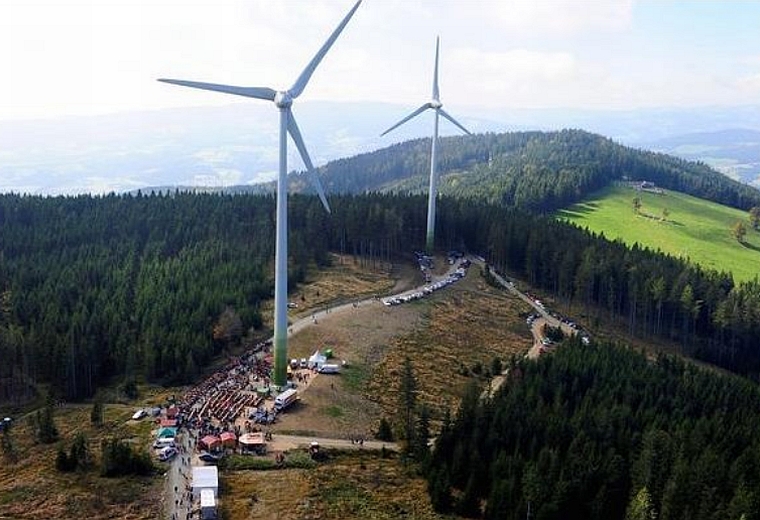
(366, 270, 533, 428)
(220, 451, 443, 520)
(0, 404, 160, 520)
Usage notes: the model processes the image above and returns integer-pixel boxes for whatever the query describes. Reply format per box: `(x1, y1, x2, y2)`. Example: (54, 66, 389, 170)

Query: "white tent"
(308, 349, 327, 370)
(192, 466, 219, 498)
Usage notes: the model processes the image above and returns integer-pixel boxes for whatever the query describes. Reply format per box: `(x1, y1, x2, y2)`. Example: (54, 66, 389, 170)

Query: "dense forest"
(428, 340, 760, 520)
(293, 130, 760, 213)
(3, 189, 760, 402)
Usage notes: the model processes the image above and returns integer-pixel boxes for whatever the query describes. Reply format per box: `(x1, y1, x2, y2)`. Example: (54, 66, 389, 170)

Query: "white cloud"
(481, 0, 634, 34)
(453, 48, 577, 82)
(0, 0, 756, 122)
(447, 48, 589, 109)
(737, 72, 760, 92)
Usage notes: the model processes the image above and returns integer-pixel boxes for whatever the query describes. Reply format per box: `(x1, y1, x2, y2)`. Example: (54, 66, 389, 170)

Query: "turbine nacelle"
(430, 100, 443, 109)
(275, 91, 293, 109)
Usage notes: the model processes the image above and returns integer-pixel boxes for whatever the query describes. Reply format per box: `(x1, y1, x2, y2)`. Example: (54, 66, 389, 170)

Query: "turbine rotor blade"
(288, 0, 362, 99)
(157, 79, 277, 101)
(432, 36, 440, 102)
(287, 112, 331, 213)
(438, 108, 471, 135)
(380, 103, 432, 136)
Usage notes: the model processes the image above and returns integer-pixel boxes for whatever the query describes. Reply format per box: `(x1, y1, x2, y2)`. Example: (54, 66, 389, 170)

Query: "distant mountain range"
(642, 128, 760, 187)
(0, 102, 758, 195)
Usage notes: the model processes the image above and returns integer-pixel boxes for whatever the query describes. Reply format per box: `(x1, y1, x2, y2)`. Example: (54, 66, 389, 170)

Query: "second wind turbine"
(381, 36, 471, 253)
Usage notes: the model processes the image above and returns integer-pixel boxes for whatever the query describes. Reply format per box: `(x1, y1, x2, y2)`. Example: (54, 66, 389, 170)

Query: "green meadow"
(558, 184, 760, 283)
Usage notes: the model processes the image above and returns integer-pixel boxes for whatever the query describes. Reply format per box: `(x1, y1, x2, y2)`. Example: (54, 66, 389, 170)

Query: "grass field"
(557, 185, 760, 283)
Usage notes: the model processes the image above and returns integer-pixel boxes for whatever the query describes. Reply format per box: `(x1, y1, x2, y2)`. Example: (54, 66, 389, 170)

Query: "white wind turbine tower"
(159, 0, 362, 388)
(381, 37, 470, 253)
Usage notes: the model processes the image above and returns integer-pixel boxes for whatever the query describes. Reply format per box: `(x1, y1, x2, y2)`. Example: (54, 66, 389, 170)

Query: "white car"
(158, 446, 178, 461)
(131, 409, 147, 420)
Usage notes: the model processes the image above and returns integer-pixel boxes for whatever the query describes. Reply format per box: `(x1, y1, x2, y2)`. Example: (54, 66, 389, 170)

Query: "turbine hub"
(275, 91, 293, 108)
(430, 100, 442, 109)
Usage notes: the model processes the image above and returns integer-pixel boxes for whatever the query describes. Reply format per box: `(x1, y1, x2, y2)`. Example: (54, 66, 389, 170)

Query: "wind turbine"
(159, 0, 362, 388)
(381, 37, 470, 253)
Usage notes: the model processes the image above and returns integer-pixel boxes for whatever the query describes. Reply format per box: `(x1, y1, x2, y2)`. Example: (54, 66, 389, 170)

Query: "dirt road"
(164, 431, 194, 520)
(268, 433, 399, 453)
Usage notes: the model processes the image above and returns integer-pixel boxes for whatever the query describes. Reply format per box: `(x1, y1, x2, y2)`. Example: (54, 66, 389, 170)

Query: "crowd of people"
(175, 341, 274, 427)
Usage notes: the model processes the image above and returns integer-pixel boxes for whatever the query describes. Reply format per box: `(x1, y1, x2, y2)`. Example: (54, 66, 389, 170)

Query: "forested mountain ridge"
(288, 129, 760, 212)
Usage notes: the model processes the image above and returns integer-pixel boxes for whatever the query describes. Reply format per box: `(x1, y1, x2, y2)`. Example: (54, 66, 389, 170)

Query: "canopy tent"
(308, 349, 327, 370)
(220, 431, 237, 448)
(239, 432, 266, 454)
(239, 432, 265, 447)
(192, 466, 219, 498)
(157, 426, 177, 438)
(200, 435, 221, 451)
(159, 418, 177, 428)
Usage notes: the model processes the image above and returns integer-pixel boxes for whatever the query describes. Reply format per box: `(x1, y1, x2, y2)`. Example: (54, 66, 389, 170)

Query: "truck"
(274, 388, 299, 412)
(200, 488, 217, 520)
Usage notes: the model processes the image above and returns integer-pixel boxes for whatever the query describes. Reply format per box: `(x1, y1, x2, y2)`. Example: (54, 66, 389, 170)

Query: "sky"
(0, 0, 759, 123)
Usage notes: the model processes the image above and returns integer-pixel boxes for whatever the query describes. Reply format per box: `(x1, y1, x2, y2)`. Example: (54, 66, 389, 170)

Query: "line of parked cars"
(383, 270, 465, 307)
(384, 257, 470, 307)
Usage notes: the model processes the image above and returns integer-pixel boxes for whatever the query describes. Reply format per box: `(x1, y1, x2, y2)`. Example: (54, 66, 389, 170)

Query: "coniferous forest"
(429, 340, 760, 520)
(2, 187, 760, 400)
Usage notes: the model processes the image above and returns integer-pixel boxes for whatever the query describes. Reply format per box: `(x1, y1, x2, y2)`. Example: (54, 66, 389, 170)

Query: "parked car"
(158, 446, 178, 461)
(131, 409, 147, 421)
(198, 451, 221, 464)
(153, 437, 176, 449)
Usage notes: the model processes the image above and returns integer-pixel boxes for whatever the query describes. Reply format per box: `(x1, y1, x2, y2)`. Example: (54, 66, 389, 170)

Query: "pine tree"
(376, 417, 394, 442)
(1, 428, 17, 463)
(35, 399, 59, 444)
(399, 357, 417, 452)
(414, 404, 431, 465)
(90, 399, 104, 426)
(428, 467, 453, 513)
(70, 432, 91, 471)
(626, 487, 657, 520)
(56, 445, 72, 472)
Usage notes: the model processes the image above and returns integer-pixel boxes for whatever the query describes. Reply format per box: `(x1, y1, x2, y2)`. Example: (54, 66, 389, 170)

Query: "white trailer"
(274, 388, 299, 412)
(318, 364, 341, 374)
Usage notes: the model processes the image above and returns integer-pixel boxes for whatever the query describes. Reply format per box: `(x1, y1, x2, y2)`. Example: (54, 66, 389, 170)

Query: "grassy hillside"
(558, 184, 760, 282)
